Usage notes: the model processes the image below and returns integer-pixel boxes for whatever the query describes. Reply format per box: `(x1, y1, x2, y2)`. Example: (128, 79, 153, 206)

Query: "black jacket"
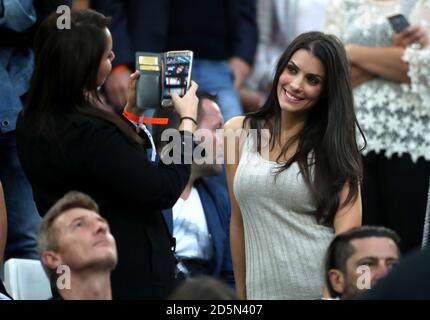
(16, 112, 191, 299)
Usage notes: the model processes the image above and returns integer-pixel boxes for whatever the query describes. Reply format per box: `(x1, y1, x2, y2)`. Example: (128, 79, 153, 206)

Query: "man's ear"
(41, 251, 62, 271)
(328, 269, 345, 296)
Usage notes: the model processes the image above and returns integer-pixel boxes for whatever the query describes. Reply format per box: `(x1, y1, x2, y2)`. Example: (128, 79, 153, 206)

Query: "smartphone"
(161, 50, 193, 107)
(387, 14, 410, 33)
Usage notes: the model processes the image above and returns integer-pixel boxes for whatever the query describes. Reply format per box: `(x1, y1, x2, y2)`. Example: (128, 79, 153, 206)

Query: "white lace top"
(325, 0, 430, 162)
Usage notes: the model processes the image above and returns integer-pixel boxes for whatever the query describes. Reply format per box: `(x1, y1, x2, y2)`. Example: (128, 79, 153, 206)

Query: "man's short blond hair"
(38, 191, 100, 282)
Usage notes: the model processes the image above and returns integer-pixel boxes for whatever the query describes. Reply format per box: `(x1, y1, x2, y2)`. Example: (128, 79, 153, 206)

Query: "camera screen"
(163, 53, 192, 99)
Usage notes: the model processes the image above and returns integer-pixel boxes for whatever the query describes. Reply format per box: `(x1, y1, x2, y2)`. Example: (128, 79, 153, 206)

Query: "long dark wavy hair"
(245, 32, 365, 227)
(23, 9, 142, 144)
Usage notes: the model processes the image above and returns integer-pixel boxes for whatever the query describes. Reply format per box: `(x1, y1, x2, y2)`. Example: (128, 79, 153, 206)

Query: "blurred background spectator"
(0, 0, 73, 263)
(239, 0, 328, 112)
(325, 0, 430, 254)
(92, 0, 258, 121)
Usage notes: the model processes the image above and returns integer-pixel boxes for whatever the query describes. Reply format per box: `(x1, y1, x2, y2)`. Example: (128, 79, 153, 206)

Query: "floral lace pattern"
(325, 0, 430, 162)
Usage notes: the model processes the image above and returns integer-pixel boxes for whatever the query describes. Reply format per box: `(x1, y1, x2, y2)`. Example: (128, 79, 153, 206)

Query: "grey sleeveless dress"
(233, 133, 334, 299)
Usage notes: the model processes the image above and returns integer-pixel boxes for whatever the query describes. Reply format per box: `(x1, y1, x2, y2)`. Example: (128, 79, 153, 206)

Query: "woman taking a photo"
(16, 10, 199, 299)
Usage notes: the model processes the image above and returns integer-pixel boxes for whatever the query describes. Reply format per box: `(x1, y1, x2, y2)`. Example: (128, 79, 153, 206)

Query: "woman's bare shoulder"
(224, 116, 247, 131)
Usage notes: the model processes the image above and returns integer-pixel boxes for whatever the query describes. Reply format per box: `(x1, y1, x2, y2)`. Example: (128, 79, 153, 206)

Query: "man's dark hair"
(168, 276, 237, 300)
(325, 225, 401, 297)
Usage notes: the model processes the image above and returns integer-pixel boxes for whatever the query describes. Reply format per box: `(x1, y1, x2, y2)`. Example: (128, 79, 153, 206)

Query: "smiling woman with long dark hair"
(224, 32, 365, 299)
(16, 9, 199, 299)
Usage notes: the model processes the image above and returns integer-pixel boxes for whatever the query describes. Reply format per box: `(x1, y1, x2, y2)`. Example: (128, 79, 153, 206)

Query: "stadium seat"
(4, 258, 52, 300)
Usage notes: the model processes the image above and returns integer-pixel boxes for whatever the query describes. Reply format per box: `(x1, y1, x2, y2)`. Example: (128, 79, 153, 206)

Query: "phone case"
(135, 53, 163, 109)
(135, 50, 193, 109)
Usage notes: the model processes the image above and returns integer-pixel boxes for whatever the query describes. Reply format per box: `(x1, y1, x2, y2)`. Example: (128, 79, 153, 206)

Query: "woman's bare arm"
(224, 116, 247, 299)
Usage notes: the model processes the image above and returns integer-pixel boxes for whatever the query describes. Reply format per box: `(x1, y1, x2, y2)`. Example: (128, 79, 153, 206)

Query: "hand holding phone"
(162, 51, 193, 107)
(388, 14, 428, 48)
(387, 14, 410, 33)
(392, 29, 429, 50)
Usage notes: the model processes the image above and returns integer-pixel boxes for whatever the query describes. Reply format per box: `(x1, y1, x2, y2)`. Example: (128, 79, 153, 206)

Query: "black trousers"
(362, 151, 430, 254)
